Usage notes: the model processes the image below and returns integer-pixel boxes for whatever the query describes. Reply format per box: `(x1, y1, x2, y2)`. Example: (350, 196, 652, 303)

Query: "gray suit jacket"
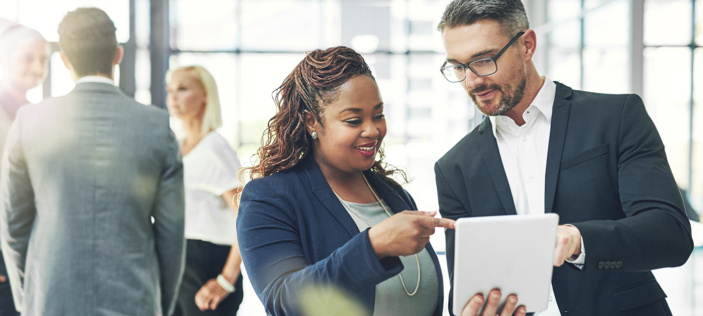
(0, 82, 186, 316)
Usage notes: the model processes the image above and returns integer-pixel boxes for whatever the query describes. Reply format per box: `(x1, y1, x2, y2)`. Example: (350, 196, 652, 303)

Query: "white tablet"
(452, 214, 559, 315)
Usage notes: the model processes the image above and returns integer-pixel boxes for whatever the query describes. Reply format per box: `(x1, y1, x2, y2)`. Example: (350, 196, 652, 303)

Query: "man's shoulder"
(553, 83, 643, 124)
(562, 83, 637, 109)
(570, 88, 633, 103)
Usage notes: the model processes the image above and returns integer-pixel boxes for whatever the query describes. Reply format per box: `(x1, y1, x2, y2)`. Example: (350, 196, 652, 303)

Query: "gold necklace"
(333, 172, 421, 296)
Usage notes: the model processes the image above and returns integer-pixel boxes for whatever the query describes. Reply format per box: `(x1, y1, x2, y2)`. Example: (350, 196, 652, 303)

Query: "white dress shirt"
(488, 77, 584, 316)
(76, 75, 115, 85)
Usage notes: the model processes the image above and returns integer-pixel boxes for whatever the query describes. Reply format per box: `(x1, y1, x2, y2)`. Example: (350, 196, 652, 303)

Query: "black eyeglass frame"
(440, 31, 525, 82)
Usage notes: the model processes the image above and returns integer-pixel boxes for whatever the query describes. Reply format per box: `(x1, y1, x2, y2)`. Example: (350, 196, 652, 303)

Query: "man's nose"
(464, 69, 485, 91)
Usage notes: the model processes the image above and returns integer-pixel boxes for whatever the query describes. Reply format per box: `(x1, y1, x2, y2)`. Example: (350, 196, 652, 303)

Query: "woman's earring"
(311, 131, 318, 139)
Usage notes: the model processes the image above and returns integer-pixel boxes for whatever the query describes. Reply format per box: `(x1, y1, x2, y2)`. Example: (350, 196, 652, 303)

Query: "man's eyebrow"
(470, 49, 498, 59)
(446, 49, 499, 64)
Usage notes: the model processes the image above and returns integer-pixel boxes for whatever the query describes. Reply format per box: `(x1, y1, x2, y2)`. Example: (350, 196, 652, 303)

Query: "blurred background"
(0, 0, 701, 315)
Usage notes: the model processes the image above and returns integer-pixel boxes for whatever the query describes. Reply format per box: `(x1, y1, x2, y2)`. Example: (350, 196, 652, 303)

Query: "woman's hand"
(194, 278, 233, 311)
(462, 289, 526, 316)
(368, 210, 455, 259)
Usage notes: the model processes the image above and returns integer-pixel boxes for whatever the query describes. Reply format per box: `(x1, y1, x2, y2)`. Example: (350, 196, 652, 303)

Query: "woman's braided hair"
(242, 46, 407, 185)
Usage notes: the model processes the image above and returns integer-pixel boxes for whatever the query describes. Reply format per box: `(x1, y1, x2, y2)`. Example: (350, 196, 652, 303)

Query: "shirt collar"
(489, 76, 556, 137)
(76, 76, 115, 86)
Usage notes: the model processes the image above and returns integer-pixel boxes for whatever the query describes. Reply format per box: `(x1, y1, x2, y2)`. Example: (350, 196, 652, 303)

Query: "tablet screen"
(452, 214, 559, 315)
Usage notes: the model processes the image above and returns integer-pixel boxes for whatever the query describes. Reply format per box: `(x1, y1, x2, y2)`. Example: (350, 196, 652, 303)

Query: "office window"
(642, 0, 699, 203)
(241, 1, 321, 51)
(644, 0, 692, 46)
(697, 0, 703, 45)
(693, 48, 703, 211)
(546, 20, 581, 89)
(582, 1, 628, 93)
(644, 47, 692, 189)
(15, 0, 130, 43)
(170, 0, 238, 51)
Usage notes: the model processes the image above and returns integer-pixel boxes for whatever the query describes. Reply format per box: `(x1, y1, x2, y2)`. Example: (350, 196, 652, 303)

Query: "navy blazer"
(435, 82, 693, 316)
(238, 157, 444, 316)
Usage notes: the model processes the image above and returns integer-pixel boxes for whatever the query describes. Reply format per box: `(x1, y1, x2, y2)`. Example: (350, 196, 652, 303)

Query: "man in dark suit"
(434, 1, 694, 315)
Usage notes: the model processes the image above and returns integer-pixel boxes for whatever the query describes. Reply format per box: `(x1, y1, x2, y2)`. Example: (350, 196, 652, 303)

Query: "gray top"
(339, 198, 439, 316)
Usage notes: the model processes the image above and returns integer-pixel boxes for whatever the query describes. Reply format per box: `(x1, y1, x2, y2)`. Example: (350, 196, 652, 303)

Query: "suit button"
(616, 261, 622, 269)
(610, 261, 617, 269)
(604, 261, 610, 269)
(598, 261, 604, 269)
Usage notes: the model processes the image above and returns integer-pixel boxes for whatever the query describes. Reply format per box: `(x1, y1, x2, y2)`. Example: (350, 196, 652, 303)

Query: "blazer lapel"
(478, 118, 517, 215)
(544, 82, 573, 214)
(301, 157, 362, 238)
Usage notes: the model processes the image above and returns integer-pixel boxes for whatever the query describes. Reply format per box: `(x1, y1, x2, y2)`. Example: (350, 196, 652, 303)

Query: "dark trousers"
(0, 251, 19, 316)
(174, 240, 244, 316)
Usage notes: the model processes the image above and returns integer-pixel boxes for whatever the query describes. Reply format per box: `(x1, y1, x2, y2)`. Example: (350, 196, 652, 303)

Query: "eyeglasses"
(440, 32, 525, 83)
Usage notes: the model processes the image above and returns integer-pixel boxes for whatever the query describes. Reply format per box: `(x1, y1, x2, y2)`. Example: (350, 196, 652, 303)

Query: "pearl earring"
(311, 131, 318, 139)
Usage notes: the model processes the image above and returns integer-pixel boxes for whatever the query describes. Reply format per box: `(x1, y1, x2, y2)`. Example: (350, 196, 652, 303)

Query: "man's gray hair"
(437, 0, 529, 37)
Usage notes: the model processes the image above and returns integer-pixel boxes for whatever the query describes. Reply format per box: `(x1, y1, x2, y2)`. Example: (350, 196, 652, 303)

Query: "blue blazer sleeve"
(237, 177, 403, 316)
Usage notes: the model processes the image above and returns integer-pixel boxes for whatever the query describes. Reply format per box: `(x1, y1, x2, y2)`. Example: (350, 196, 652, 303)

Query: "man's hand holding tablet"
(461, 289, 527, 316)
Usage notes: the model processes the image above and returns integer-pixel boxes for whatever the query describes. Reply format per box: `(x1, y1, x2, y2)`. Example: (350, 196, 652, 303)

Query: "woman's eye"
(374, 114, 385, 120)
(345, 119, 361, 125)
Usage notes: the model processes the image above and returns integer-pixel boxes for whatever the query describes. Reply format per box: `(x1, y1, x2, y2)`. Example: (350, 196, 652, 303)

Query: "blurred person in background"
(0, 24, 48, 316)
(0, 8, 185, 315)
(166, 65, 244, 315)
(236, 46, 465, 316)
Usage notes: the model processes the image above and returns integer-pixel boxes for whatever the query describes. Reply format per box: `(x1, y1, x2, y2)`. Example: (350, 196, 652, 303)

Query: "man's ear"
(59, 51, 78, 81)
(59, 51, 72, 71)
(304, 110, 318, 135)
(521, 29, 537, 62)
(113, 45, 124, 66)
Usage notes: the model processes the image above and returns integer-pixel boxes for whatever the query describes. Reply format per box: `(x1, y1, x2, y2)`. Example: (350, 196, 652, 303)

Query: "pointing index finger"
(420, 216, 455, 229)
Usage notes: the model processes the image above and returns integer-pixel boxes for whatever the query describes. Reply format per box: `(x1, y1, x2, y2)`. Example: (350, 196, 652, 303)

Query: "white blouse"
(182, 132, 241, 246)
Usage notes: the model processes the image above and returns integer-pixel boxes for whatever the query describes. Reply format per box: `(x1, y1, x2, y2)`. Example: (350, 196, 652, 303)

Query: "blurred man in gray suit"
(0, 8, 186, 316)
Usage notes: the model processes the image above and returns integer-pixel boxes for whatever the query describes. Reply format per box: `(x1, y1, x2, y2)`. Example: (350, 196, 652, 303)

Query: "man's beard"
(469, 70, 528, 116)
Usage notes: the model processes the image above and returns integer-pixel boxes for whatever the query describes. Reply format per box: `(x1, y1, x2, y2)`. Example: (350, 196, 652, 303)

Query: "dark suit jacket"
(435, 82, 693, 316)
(237, 156, 444, 316)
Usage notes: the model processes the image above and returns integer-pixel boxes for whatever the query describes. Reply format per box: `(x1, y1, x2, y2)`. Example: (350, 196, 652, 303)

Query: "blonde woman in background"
(166, 66, 244, 315)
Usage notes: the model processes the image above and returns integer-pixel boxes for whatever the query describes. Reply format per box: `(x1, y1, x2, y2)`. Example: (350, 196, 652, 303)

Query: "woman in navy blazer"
(237, 47, 455, 316)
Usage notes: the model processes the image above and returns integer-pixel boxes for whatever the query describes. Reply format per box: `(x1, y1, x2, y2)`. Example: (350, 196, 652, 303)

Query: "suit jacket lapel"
(301, 157, 362, 238)
(478, 118, 517, 215)
(544, 83, 573, 214)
